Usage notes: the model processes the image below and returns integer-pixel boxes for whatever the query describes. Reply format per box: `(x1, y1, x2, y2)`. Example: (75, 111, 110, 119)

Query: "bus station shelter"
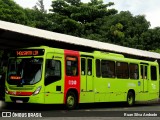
(0, 20, 160, 60)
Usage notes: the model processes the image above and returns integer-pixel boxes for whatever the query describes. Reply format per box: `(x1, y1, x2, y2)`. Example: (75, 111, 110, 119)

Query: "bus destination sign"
(11, 49, 45, 56)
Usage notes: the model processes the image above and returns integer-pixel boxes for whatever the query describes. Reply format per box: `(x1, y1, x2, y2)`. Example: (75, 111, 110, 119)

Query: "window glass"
(45, 59, 61, 86)
(66, 57, 78, 76)
(140, 65, 148, 79)
(81, 58, 85, 75)
(101, 60, 115, 78)
(151, 66, 157, 81)
(130, 64, 139, 79)
(87, 59, 92, 75)
(8, 58, 43, 85)
(144, 66, 148, 79)
(96, 59, 101, 77)
(116, 62, 129, 79)
(140, 65, 143, 79)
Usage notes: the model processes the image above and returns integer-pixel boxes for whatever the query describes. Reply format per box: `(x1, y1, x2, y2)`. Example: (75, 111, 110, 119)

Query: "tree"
(141, 27, 160, 50)
(98, 11, 150, 49)
(33, 0, 46, 13)
(49, 0, 117, 36)
(0, 0, 157, 51)
(0, 0, 27, 25)
(25, 0, 50, 29)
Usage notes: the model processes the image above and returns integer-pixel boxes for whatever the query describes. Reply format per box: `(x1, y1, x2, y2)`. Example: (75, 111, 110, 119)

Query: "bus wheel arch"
(127, 90, 135, 106)
(65, 89, 78, 110)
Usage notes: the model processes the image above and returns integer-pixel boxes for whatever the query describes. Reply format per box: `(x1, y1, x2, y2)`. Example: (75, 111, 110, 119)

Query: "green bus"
(5, 46, 159, 109)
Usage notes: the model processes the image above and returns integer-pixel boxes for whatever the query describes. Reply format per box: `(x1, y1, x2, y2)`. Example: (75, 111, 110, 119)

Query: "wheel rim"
(128, 95, 133, 105)
(67, 95, 75, 108)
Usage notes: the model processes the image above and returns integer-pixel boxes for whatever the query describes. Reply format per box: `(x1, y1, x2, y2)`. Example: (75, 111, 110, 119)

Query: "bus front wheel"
(65, 91, 77, 110)
(127, 91, 135, 106)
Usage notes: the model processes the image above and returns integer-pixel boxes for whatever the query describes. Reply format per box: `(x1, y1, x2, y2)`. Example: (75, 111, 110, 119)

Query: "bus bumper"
(5, 93, 44, 104)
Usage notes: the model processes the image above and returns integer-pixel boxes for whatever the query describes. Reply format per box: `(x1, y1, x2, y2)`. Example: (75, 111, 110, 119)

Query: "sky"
(13, 0, 160, 28)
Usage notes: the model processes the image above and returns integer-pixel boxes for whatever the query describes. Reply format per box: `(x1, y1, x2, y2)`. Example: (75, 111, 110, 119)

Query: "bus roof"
(1, 20, 160, 59)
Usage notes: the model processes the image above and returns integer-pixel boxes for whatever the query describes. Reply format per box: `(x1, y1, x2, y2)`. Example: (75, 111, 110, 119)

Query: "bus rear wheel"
(65, 91, 77, 110)
(127, 91, 135, 106)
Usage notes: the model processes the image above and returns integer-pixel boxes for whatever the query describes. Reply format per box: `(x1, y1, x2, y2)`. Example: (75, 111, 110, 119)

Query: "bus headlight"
(33, 86, 42, 95)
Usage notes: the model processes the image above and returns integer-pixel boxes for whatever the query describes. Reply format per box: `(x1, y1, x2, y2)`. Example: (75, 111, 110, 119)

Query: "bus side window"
(66, 56, 78, 76)
(101, 60, 115, 78)
(116, 62, 129, 79)
(96, 59, 101, 77)
(151, 66, 157, 81)
(130, 64, 139, 79)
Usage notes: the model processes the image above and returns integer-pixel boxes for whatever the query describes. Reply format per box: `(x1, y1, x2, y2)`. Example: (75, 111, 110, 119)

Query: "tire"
(127, 91, 135, 106)
(65, 91, 77, 110)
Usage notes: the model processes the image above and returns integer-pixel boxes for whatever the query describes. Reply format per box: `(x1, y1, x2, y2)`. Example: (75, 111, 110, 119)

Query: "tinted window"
(130, 64, 139, 79)
(101, 60, 115, 78)
(151, 66, 157, 81)
(116, 62, 129, 79)
(96, 59, 101, 77)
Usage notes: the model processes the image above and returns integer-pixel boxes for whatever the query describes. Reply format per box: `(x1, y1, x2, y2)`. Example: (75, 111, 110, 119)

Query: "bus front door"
(140, 65, 148, 99)
(44, 53, 64, 104)
(80, 57, 94, 103)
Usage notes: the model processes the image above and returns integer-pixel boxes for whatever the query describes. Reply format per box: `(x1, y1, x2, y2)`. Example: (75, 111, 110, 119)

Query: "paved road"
(0, 101, 160, 119)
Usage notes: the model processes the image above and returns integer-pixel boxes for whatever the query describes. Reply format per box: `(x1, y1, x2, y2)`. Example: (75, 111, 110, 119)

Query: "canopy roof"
(0, 20, 160, 59)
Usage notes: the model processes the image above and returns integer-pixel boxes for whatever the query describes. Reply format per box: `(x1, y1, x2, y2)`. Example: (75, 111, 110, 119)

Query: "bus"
(5, 46, 159, 109)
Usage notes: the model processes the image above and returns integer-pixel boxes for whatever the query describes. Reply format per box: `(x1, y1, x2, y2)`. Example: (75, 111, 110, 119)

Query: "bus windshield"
(7, 58, 43, 85)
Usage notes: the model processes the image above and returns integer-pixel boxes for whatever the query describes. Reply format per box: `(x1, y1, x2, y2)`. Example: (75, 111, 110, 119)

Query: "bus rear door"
(140, 64, 148, 100)
(80, 56, 94, 103)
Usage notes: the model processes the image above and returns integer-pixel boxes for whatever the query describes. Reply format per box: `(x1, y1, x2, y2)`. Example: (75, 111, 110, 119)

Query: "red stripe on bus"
(8, 91, 33, 96)
(64, 50, 80, 103)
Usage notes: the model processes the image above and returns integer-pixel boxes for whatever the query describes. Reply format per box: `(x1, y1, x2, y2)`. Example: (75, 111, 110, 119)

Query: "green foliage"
(0, 50, 4, 58)
(142, 27, 160, 50)
(150, 49, 160, 53)
(97, 11, 150, 49)
(34, 0, 46, 13)
(49, 0, 117, 37)
(0, 0, 160, 52)
(0, 0, 27, 24)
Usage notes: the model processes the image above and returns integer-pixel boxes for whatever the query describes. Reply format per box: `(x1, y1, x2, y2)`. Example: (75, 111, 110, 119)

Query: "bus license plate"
(16, 100, 23, 103)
